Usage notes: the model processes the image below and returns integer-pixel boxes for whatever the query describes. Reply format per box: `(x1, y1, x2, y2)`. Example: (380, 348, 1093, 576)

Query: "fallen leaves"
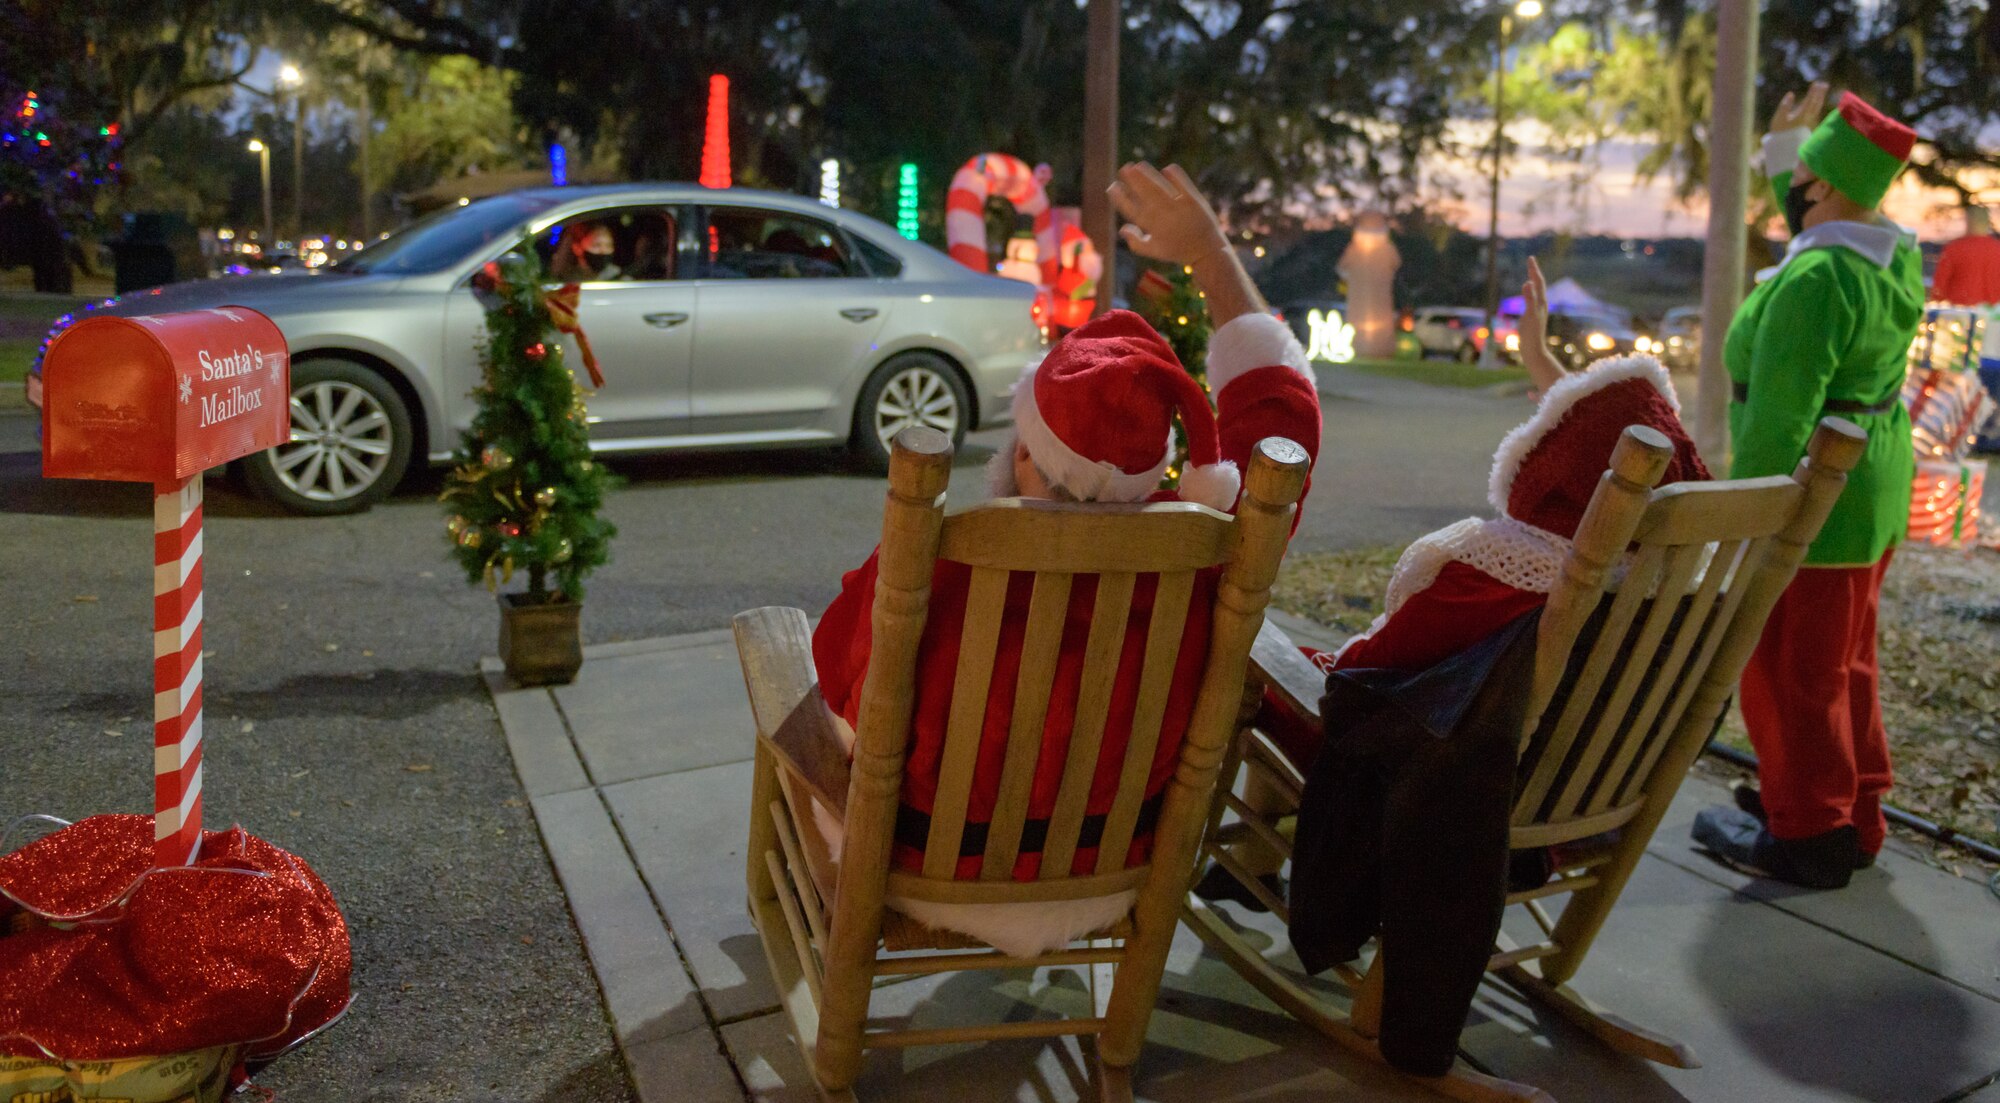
(1272, 547, 1400, 635)
(404, 763, 434, 774)
(1279, 542, 2000, 851)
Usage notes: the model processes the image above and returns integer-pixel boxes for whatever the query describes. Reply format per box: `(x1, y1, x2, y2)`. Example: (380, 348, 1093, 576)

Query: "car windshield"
(334, 194, 561, 275)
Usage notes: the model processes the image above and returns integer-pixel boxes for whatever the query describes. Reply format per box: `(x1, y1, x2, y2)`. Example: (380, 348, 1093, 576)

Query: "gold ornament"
(534, 487, 558, 508)
(446, 515, 466, 537)
(480, 444, 513, 472)
(552, 537, 574, 563)
(457, 527, 482, 549)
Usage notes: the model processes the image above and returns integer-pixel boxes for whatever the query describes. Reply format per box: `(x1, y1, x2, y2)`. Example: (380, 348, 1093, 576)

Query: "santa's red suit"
(811, 310, 1320, 954)
(1261, 356, 1709, 767)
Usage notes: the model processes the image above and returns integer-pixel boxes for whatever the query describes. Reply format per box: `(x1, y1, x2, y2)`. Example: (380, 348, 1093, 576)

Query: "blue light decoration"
(896, 162, 920, 241)
(548, 142, 568, 187)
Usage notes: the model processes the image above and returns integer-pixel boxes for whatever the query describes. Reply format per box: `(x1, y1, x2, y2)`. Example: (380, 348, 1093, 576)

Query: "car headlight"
(1504, 333, 1520, 351)
(1586, 332, 1615, 352)
(1633, 336, 1655, 354)
(1668, 335, 1683, 346)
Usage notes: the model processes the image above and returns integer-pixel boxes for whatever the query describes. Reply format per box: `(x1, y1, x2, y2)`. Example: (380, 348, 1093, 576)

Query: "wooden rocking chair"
(734, 427, 1311, 1101)
(1184, 418, 1866, 1103)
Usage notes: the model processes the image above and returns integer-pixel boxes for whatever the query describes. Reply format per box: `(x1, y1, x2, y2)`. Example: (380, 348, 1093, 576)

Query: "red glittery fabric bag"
(0, 814, 352, 1063)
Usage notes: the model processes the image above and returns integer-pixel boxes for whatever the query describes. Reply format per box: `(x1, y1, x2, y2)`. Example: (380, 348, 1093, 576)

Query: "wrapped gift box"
(1909, 457, 1986, 548)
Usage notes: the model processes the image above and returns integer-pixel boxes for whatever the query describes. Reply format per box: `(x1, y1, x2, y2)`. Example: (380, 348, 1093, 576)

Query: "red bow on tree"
(469, 262, 605, 390)
(542, 283, 604, 390)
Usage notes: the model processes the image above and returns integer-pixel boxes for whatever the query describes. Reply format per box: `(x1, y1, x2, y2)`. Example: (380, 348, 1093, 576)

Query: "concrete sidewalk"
(488, 625, 2000, 1103)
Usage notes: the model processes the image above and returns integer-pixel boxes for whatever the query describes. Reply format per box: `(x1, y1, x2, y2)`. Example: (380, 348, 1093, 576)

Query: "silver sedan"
(31, 184, 1043, 513)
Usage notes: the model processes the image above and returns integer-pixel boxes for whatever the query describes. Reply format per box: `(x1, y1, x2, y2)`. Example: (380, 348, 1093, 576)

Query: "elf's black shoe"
(1191, 863, 1286, 913)
(1729, 784, 1875, 869)
(1732, 782, 1766, 820)
(1691, 806, 1860, 890)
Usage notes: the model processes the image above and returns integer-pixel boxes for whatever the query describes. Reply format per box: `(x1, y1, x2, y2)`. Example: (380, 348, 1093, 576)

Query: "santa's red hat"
(1009, 309, 1240, 510)
(1489, 355, 1709, 539)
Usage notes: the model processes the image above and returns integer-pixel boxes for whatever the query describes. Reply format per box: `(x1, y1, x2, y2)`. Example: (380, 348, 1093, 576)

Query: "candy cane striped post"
(153, 474, 204, 866)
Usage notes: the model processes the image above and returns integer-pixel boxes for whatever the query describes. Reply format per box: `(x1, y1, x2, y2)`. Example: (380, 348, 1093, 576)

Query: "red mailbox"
(39, 307, 291, 868)
(41, 307, 290, 482)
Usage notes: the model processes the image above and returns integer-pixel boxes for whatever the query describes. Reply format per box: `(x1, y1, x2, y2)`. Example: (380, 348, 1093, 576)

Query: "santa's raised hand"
(1109, 162, 1230, 268)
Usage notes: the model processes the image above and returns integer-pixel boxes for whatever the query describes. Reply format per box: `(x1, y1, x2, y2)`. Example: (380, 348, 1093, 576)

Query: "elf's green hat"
(1799, 92, 1917, 209)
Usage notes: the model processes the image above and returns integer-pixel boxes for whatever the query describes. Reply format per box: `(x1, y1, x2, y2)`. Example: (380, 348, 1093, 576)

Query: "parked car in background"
(1412, 306, 1487, 361)
(1538, 307, 1648, 370)
(1657, 305, 1701, 371)
(27, 184, 1043, 514)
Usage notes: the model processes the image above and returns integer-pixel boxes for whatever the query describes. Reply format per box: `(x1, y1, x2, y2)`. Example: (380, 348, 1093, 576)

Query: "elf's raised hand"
(1769, 81, 1829, 138)
(1109, 162, 1230, 269)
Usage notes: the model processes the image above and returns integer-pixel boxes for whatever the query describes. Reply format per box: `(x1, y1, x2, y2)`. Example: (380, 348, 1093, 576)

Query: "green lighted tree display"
(1132, 263, 1216, 489)
(443, 249, 615, 600)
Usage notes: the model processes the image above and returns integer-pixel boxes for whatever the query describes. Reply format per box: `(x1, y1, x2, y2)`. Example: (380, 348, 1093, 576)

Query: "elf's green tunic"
(1724, 173, 1923, 567)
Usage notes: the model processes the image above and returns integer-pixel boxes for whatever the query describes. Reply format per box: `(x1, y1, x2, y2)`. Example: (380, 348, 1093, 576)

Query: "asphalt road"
(0, 365, 1533, 1099)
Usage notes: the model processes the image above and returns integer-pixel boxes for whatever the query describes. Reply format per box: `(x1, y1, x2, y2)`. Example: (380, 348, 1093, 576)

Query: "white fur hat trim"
(1486, 354, 1678, 516)
(1010, 363, 1175, 503)
(1206, 313, 1313, 394)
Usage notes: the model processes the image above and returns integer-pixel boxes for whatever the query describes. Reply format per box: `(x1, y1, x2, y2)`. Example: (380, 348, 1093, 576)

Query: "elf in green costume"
(1693, 85, 1924, 890)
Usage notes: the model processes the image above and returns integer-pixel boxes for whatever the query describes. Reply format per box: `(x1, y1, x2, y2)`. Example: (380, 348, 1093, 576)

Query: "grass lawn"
(1273, 544, 2000, 855)
(1341, 357, 1530, 390)
(0, 337, 37, 387)
(0, 290, 90, 406)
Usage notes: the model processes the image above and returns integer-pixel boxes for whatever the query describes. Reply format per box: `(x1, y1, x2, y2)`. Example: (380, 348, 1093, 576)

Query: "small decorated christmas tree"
(1133, 264, 1216, 487)
(443, 250, 615, 630)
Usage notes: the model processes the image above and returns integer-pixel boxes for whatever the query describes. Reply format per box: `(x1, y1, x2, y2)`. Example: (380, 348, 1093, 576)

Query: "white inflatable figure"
(1338, 211, 1403, 358)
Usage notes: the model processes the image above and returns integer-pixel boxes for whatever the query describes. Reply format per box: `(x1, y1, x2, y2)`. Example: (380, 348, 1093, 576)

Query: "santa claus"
(808, 163, 1322, 956)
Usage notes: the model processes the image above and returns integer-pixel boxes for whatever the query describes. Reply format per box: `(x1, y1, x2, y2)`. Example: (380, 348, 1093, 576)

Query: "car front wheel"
(241, 358, 413, 514)
(851, 352, 969, 473)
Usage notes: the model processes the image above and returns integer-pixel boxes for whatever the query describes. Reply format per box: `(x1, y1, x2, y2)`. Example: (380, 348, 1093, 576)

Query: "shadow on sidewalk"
(1690, 875, 1975, 1099)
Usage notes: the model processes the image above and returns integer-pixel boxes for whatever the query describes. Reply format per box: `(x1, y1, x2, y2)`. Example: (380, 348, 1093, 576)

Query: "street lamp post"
(279, 64, 304, 242)
(247, 139, 273, 252)
(1479, 0, 1541, 367)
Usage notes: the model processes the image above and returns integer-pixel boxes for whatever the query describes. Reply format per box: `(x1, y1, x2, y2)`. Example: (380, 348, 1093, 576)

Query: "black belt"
(1730, 381, 1897, 416)
(894, 791, 1163, 859)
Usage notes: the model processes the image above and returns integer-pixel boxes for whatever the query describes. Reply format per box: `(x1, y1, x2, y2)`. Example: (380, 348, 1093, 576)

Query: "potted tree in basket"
(443, 250, 615, 686)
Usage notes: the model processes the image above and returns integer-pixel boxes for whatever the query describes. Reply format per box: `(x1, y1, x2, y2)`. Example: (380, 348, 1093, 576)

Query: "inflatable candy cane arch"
(946, 154, 1062, 324)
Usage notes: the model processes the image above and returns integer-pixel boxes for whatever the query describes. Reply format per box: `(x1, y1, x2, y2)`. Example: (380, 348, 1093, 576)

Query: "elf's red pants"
(1739, 552, 1894, 853)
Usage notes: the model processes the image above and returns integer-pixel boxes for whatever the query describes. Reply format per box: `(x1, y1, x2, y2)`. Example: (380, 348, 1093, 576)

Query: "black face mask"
(1783, 180, 1818, 237)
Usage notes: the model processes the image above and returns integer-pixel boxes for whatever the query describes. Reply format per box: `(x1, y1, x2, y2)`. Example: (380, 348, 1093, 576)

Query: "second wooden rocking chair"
(1185, 418, 1866, 1102)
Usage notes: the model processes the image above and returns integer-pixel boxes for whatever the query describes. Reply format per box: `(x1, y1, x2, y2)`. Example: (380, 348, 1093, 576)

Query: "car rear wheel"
(1456, 340, 1479, 363)
(851, 352, 969, 473)
(242, 359, 413, 515)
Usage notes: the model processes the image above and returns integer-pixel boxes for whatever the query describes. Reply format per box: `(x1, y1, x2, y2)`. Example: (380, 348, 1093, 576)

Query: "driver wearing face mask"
(1689, 85, 1924, 892)
(550, 221, 622, 283)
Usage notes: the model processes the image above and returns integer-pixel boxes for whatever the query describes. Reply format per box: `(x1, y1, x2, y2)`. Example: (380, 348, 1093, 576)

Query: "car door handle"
(839, 307, 879, 323)
(643, 312, 689, 329)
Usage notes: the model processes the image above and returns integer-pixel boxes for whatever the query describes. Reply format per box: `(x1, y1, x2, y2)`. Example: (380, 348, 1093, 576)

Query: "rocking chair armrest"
(732, 606, 850, 817)
(1249, 619, 1325, 722)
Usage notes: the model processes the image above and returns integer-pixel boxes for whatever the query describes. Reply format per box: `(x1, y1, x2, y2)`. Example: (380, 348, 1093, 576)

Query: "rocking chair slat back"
(1098, 569, 1199, 875)
(980, 570, 1074, 879)
(1037, 570, 1138, 880)
(923, 566, 1014, 878)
